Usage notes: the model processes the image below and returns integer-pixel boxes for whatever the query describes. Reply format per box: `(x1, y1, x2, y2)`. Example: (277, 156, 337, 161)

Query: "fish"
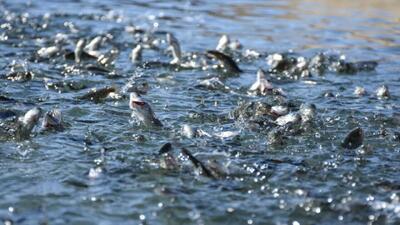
(182, 124, 196, 139)
(158, 143, 178, 170)
(216, 34, 241, 52)
(159, 143, 173, 155)
(131, 44, 142, 63)
(14, 107, 42, 140)
(78, 86, 117, 102)
(248, 68, 273, 95)
(44, 78, 87, 92)
(85, 36, 102, 52)
(5, 71, 34, 82)
(85, 64, 111, 74)
(74, 39, 86, 63)
(64, 50, 98, 61)
(341, 127, 364, 149)
(37, 46, 60, 58)
(206, 50, 242, 73)
(216, 34, 229, 52)
(166, 33, 181, 64)
(129, 92, 163, 127)
(181, 148, 216, 179)
(42, 109, 63, 131)
(158, 142, 179, 169)
(271, 105, 289, 116)
(376, 85, 390, 98)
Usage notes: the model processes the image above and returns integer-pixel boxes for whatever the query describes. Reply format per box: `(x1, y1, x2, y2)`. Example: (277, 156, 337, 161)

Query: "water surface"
(0, 0, 400, 224)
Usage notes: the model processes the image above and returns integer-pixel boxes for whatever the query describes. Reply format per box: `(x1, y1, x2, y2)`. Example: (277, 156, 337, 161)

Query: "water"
(0, 0, 400, 224)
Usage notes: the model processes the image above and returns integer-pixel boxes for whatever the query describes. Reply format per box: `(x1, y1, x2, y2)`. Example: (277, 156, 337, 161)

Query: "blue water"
(0, 0, 400, 224)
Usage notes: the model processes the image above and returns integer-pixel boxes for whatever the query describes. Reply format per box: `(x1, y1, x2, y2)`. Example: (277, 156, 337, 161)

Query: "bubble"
(227, 207, 234, 213)
(313, 207, 321, 214)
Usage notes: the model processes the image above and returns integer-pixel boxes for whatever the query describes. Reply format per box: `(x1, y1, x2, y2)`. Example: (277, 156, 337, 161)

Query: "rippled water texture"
(0, 0, 400, 224)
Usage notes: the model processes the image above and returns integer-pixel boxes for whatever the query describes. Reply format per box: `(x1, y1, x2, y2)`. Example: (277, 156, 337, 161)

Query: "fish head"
(42, 109, 63, 129)
(76, 39, 86, 51)
(129, 92, 153, 120)
(256, 68, 266, 81)
(216, 34, 230, 51)
(20, 107, 42, 127)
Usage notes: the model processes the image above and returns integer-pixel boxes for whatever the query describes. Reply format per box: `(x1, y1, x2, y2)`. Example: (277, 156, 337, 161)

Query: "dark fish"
(376, 85, 390, 98)
(159, 143, 178, 170)
(181, 148, 216, 179)
(63, 178, 89, 188)
(45, 79, 87, 92)
(5, 71, 34, 82)
(206, 50, 242, 73)
(64, 50, 98, 61)
(159, 143, 172, 155)
(267, 53, 295, 72)
(341, 127, 364, 149)
(0, 95, 16, 102)
(85, 64, 111, 73)
(13, 107, 42, 141)
(331, 60, 378, 74)
(140, 61, 175, 69)
(78, 86, 116, 102)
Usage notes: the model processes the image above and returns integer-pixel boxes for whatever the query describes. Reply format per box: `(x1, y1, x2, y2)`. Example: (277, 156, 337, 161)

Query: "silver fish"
(166, 33, 181, 65)
(15, 107, 42, 140)
(85, 36, 102, 52)
(129, 93, 162, 127)
(249, 69, 273, 95)
(131, 44, 142, 63)
(206, 50, 242, 73)
(42, 109, 63, 130)
(216, 34, 229, 52)
(376, 85, 390, 98)
(74, 39, 86, 63)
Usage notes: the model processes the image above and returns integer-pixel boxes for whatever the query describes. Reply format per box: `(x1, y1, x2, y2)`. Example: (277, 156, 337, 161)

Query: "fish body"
(129, 93, 162, 127)
(166, 33, 181, 64)
(206, 50, 242, 73)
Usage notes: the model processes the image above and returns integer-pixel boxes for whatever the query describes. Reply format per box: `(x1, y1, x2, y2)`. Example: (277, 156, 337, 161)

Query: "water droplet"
(368, 215, 375, 221)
